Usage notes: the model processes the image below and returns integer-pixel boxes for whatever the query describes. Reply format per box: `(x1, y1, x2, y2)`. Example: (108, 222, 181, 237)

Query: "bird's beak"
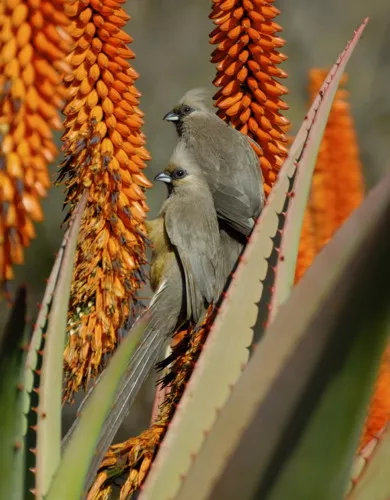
(153, 172, 172, 184)
(163, 111, 179, 122)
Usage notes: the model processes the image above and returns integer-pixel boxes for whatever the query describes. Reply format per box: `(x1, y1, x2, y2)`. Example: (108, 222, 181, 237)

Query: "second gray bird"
(164, 88, 265, 236)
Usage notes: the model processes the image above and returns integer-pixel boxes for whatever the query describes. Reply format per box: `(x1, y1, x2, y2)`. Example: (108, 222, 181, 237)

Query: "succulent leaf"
(47, 317, 146, 500)
(348, 424, 390, 500)
(173, 168, 390, 500)
(35, 193, 87, 498)
(137, 19, 369, 500)
(268, 18, 369, 321)
(0, 286, 28, 500)
(23, 209, 74, 495)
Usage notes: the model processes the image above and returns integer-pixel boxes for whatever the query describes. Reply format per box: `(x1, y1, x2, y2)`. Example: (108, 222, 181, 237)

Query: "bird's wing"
(219, 225, 244, 282)
(217, 132, 264, 235)
(213, 184, 256, 236)
(189, 126, 264, 236)
(165, 200, 220, 323)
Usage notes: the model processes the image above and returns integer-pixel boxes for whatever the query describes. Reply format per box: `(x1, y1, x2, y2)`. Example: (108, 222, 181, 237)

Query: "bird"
(163, 87, 265, 237)
(148, 143, 225, 323)
(63, 143, 225, 486)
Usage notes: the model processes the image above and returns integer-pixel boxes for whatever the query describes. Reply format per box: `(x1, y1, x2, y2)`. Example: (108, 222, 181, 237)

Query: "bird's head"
(153, 165, 189, 192)
(163, 88, 211, 135)
(153, 144, 206, 195)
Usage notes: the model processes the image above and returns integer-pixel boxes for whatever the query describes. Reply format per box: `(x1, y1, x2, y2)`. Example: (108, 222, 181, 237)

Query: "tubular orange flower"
(295, 70, 365, 282)
(307, 69, 364, 251)
(210, 0, 290, 197)
(0, 0, 70, 285)
(60, 0, 151, 400)
(297, 69, 389, 451)
(294, 210, 316, 282)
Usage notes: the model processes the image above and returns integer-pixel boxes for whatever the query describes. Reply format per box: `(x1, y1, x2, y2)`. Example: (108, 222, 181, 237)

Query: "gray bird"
(63, 144, 224, 486)
(149, 144, 224, 323)
(163, 88, 265, 237)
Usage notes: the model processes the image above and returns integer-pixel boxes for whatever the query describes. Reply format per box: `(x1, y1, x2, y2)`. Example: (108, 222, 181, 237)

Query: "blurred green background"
(2, 0, 389, 437)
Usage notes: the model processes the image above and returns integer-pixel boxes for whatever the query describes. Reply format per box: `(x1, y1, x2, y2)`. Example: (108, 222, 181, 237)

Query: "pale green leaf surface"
(24, 228, 66, 418)
(22, 235, 67, 496)
(46, 318, 146, 500)
(0, 287, 27, 500)
(348, 424, 390, 500)
(138, 20, 368, 500)
(174, 167, 390, 500)
(21, 216, 69, 493)
(268, 18, 369, 321)
(137, 119, 286, 500)
(35, 193, 87, 498)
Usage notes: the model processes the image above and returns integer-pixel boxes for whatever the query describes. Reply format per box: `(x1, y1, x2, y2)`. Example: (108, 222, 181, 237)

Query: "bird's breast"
(146, 217, 175, 292)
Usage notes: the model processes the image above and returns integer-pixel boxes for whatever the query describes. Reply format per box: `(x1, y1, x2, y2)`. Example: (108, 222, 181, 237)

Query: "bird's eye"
(173, 168, 186, 179)
(182, 105, 192, 115)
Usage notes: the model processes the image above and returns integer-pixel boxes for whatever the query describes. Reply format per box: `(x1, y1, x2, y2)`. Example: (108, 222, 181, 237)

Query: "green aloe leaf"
(23, 214, 72, 496)
(138, 19, 368, 500)
(46, 318, 146, 500)
(173, 168, 390, 500)
(24, 222, 68, 402)
(0, 287, 28, 500)
(35, 193, 87, 498)
(268, 18, 369, 320)
(347, 424, 390, 500)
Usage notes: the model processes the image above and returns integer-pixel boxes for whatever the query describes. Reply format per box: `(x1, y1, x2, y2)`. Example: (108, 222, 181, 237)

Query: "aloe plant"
(0, 14, 389, 500)
(0, 286, 28, 500)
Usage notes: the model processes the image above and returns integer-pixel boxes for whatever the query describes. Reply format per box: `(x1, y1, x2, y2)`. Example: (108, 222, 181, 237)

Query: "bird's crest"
(167, 143, 201, 175)
(178, 87, 212, 111)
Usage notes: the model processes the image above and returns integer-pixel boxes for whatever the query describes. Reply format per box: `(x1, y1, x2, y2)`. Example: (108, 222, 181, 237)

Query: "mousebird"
(164, 88, 265, 236)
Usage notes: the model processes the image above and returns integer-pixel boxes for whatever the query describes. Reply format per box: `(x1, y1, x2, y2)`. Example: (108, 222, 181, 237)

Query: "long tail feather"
(62, 274, 183, 490)
(84, 327, 166, 489)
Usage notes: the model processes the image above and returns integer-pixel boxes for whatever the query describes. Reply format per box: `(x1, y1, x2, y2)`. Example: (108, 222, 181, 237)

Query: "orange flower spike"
(210, 0, 290, 196)
(307, 69, 364, 251)
(61, 0, 151, 400)
(294, 210, 316, 283)
(326, 91, 364, 227)
(0, 0, 71, 284)
(302, 70, 388, 450)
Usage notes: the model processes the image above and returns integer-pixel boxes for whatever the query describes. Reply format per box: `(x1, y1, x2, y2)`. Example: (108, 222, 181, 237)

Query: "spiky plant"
(297, 70, 390, 451)
(306, 69, 365, 250)
(296, 69, 365, 280)
(0, 0, 71, 286)
(0, 7, 389, 500)
(59, 0, 151, 401)
(210, 0, 289, 196)
(88, 2, 292, 493)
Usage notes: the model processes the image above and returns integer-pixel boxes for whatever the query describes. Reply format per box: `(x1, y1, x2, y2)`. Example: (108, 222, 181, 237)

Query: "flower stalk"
(210, 0, 290, 196)
(296, 69, 389, 452)
(295, 70, 365, 282)
(60, 0, 151, 400)
(0, 0, 71, 285)
(307, 69, 365, 251)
